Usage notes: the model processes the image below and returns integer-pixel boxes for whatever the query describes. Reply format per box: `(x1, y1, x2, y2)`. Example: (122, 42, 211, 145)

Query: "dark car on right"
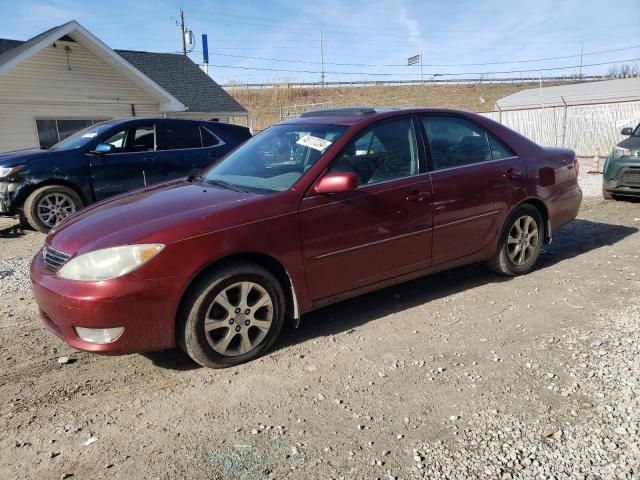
(603, 123, 640, 199)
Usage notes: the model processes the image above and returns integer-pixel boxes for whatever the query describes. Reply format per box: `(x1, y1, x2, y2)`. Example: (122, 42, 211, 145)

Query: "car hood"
(617, 135, 640, 150)
(47, 180, 260, 254)
(0, 148, 67, 167)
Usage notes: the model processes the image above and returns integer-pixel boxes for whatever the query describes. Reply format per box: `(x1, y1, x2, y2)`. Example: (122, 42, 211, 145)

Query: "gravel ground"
(1, 194, 639, 479)
(577, 157, 605, 198)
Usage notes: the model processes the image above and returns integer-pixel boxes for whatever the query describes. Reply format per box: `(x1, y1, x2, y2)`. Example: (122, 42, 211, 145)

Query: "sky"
(1, 0, 639, 85)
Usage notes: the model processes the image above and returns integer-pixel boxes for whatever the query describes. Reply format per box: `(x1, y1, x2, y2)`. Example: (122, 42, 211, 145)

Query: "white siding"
(0, 40, 161, 151)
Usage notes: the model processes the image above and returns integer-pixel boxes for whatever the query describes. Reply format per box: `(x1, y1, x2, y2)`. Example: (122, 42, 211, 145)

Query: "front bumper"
(0, 180, 18, 214)
(30, 249, 187, 354)
(603, 156, 640, 197)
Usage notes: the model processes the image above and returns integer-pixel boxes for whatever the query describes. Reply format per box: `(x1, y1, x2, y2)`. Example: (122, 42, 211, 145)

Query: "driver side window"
(329, 117, 419, 185)
(101, 125, 155, 153)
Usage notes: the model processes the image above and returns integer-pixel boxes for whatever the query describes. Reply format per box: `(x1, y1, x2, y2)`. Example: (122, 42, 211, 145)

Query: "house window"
(36, 119, 108, 149)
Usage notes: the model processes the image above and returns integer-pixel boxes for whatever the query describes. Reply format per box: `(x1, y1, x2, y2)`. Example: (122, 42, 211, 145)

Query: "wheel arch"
(176, 252, 300, 332)
(517, 197, 550, 242)
(17, 179, 88, 210)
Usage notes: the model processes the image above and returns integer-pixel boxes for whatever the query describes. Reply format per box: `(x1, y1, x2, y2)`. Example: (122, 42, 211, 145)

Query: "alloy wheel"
(37, 192, 77, 228)
(204, 281, 274, 357)
(506, 215, 539, 265)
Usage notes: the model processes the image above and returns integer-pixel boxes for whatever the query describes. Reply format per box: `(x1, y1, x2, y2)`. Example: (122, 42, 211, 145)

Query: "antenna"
(320, 31, 325, 86)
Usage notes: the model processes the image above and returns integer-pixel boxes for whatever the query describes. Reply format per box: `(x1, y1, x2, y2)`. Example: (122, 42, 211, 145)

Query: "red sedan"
(30, 108, 582, 368)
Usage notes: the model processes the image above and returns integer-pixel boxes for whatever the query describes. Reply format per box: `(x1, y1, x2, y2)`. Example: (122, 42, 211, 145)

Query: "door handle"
(405, 190, 430, 202)
(503, 168, 523, 180)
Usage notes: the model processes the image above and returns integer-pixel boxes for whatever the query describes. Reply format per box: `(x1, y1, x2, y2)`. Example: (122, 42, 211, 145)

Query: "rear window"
(201, 127, 221, 147)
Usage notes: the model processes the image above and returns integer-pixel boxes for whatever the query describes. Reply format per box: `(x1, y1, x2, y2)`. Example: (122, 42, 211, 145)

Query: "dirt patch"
(1, 197, 639, 479)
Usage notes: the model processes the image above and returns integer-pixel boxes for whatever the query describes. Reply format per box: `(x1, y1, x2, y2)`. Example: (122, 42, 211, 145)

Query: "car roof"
(96, 117, 247, 130)
(280, 107, 482, 127)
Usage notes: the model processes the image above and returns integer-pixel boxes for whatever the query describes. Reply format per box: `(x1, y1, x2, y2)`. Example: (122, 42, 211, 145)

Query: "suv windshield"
(48, 122, 113, 151)
(202, 123, 349, 193)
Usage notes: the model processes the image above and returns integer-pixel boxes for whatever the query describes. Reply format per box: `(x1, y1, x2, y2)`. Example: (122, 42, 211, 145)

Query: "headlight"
(57, 244, 164, 281)
(0, 165, 23, 178)
(612, 147, 631, 159)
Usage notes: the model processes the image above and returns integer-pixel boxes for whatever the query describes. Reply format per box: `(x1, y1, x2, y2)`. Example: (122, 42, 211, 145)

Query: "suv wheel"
(602, 185, 614, 200)
(178, 262, 286, 368)
(23, 185, 84, 233)
(487, 204, 544, 276)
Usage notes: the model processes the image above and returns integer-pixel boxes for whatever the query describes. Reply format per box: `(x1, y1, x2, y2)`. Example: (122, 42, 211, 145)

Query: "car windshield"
(48, 122, 113, 151)
(201, 123, 349, 193)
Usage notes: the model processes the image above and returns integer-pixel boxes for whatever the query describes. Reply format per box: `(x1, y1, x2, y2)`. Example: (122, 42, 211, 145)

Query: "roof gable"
(0, 21, 247, 116)
(0, 21, 184, 112)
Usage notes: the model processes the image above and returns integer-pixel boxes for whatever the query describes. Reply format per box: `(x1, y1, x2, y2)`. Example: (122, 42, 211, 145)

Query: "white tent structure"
(495, 78, 640, 109)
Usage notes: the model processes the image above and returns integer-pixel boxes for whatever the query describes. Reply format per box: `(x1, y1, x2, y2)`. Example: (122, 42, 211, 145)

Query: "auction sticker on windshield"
(296, 135, 332, 151)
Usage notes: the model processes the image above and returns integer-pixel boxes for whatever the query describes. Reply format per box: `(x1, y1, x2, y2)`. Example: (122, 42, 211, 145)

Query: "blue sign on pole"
(202, 34, 209, 64)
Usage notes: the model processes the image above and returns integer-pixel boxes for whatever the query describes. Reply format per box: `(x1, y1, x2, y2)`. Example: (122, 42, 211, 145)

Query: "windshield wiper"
(205, 179, 249, 193)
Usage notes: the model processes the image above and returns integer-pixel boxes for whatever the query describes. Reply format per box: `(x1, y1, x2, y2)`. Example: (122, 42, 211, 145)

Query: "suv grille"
(620, 168, 640, 187)
(43, 245, 71, 272)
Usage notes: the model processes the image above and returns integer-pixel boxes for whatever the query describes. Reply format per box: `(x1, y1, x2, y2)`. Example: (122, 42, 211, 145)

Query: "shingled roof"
(0, 22, 247, 116)
(116, 50, 247, 115)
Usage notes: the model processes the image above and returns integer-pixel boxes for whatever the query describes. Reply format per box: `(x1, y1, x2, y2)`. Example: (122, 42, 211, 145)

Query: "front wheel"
(23, 185, 84, 233)
(602, 185, 614, 200)
(487, 205, 544, 276)
(178, 263, 286, 368)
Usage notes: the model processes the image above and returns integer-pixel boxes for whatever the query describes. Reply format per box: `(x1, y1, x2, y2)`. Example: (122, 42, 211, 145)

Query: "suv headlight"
(612, 147, 631, 159)
(57, 244, 164, 281)
(0, 165, 23, 178)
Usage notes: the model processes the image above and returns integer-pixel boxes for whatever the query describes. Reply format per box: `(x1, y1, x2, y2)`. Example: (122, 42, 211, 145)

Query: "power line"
(197, 58, 640, 77)
(202, 45, 640, 68)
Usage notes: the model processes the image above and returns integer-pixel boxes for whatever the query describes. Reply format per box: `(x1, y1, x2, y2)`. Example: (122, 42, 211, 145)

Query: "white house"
(0, 21, 248, 152)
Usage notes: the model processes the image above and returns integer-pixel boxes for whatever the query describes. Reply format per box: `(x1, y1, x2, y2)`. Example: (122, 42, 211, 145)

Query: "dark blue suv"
(0, 118, 251, 232)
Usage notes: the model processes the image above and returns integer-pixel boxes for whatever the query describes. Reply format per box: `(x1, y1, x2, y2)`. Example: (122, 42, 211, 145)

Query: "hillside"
(227, 81, 575, 130)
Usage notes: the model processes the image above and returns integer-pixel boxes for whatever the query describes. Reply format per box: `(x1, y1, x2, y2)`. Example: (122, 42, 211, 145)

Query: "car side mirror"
(91, 143, 114, 155)
(314, 172, 358, 194)
(621, 127, 634, 136)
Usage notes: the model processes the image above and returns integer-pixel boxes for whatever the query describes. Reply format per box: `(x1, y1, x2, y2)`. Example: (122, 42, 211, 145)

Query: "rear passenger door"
(421, 115, 527, 265)
(151, 122, 224, 183)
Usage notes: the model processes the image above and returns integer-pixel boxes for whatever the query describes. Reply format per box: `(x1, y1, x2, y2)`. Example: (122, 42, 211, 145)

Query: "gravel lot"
(1, 171, 639, 479)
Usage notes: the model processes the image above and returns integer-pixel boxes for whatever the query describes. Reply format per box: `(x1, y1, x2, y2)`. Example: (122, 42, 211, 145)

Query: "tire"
(602, 185, 614, 200)
(23, 185, 84, 233)
(487, 204, 544, 276)
(177, 262, 286, 368)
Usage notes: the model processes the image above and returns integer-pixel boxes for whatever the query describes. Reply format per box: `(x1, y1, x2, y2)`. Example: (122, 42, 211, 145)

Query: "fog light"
(608, 179, 618, 188)
(74, 327, 124, 343)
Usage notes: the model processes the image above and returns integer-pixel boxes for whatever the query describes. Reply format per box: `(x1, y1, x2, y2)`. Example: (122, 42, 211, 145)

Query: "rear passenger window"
(201, 127, 221, 147)
(162, 123, 202, 150)
(488, 135, 514, 160)
(422, 116, 491, 169)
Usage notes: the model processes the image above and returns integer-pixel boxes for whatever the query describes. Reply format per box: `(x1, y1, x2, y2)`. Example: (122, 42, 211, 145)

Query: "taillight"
(573, 156, 579, 175)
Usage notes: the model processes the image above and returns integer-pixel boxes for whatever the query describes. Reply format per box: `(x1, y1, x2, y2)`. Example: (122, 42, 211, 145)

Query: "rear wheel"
(23, 185, 83, 233)
(178, 263, 286, 368)
(487, 204, 544, 276)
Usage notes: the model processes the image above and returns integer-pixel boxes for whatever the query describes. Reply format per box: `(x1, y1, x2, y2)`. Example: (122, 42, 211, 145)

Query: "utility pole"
(578, 42, 583, 79)
(180, 8, 187, 55)
(320, 31, 325, 86)
(420, 51, 423, 85)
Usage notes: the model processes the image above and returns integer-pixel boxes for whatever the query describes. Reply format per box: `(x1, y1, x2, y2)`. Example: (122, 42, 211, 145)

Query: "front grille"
(43, 245, 71, 272)
(620, 168, 640, 187)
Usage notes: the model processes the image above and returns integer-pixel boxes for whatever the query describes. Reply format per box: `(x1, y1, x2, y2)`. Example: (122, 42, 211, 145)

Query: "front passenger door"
(299, 116, 433, 302)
